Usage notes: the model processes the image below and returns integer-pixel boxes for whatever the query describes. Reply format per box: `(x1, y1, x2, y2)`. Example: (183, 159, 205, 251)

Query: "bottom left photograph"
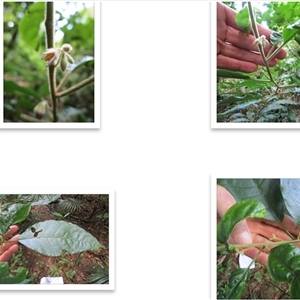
(0, 193, 114, 290)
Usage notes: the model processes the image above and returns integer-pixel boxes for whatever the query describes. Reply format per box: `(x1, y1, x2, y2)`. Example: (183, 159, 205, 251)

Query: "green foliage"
(217, 179, 300, 298)
(57, 197, 82, 214)
(218, 2, 300, 123)
(86, 264, 109, 284)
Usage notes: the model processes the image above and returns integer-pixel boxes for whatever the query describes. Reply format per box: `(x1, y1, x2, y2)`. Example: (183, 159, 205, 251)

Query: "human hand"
(217, 2, 286, 73)
(217, 185, 300, 266)
(0, 225, 19, 262)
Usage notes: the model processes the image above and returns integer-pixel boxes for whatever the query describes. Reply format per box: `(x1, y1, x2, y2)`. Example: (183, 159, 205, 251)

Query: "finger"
(247, 219, 300, 247)
(0, 244, 18, 262)
(1, 235, 20, 253)
(3, 225, 19, 240)
(225, 26, 286, 60)
(218, 42, 278, 68)
(217, 54, 258, 73)
(262, 214, 300, 238)
(243, 247, 269, 266)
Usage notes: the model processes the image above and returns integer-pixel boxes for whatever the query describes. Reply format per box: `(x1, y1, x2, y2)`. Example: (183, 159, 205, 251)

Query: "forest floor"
(12, 194, 109, 285)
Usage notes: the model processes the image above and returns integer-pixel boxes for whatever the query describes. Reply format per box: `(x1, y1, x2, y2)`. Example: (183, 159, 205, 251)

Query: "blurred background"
(4, 2, 95, 122)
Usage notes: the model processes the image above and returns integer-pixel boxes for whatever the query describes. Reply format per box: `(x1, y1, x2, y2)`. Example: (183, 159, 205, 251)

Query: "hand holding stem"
(217, 185, 300, 266)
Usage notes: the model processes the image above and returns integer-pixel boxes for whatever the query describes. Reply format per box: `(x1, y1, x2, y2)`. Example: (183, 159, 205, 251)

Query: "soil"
(217, 252, 290, 299)
(15, 194, 109, 284)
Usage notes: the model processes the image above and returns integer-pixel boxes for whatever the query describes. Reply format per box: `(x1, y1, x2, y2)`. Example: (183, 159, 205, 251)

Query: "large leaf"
(217, 200, 266, 245)
(280, 179, 300, 224)
(0, 263, 28, 284)
(0, 203, 31, 235)
(217, 179, 284, 222)
(19, 220, 104, 256)
(268, 244, 300, 299)
(19, 2, 45, 50)
(235, 6, 251, 34)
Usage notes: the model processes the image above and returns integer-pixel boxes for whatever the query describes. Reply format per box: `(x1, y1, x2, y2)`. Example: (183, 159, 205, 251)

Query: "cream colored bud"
(61, 43, 72, 53)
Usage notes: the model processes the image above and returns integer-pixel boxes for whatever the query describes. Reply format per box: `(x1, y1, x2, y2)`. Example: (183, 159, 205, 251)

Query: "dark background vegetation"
(4, 2, 95, 122)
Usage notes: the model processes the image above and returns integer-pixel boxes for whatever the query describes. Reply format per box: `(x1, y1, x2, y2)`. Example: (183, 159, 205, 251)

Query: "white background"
(1, 1, 207, 298)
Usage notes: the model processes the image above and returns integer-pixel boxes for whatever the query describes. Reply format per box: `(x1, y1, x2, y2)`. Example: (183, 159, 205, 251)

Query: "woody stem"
(45, 2, 58, 122)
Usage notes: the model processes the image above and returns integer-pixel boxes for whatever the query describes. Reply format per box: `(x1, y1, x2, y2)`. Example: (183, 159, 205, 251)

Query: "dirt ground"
(15, 194, 109, 284)
(217, 252, 291, 299)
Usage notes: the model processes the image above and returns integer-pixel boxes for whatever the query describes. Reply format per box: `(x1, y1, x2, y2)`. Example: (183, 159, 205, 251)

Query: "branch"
(55, 75, 94, 98)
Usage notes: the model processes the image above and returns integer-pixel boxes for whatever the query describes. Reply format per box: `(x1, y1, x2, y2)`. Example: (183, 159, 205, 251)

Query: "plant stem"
(55, 75, 94, 98)
(247, 2, 277, 87)
(217, 238, 300, 252)
(45, 2, 58, 122)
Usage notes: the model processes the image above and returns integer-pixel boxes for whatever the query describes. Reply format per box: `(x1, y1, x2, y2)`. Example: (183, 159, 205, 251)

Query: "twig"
(56, 75, 94, 98)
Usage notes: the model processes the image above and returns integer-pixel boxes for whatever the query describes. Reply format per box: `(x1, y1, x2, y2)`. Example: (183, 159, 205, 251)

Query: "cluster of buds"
(253, 35, 268, 48)
(41, 43, 74, 71)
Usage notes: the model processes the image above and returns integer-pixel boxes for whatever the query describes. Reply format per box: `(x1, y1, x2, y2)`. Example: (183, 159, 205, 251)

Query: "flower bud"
(61, 43, 72, 53)
(33, 100, 49, 119)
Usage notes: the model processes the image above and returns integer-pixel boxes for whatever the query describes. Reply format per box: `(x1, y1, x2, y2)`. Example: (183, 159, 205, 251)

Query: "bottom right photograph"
(216, 178, 300, 299)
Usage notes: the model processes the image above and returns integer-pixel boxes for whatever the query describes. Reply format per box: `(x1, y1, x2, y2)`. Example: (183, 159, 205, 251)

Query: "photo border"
(0, 188, 115, 290)
(211, 2, 300, 129)
(211, 173, 300, 298)
(1, 2, 100, 129)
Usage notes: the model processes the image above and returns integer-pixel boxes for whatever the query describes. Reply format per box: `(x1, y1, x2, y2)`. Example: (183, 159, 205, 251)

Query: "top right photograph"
(214, 2, 300, 126)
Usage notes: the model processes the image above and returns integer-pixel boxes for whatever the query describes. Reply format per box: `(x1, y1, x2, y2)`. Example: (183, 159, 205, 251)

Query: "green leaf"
(4, 80, 40, 99)
(217, 200, 266, 244)
(52, 212, 64, 218)
(282, 19, 300, 43)
(0, 263, 28, 284)
(235, 7, 251, 34)
(280, 179, 300, 225)
(225, 268, 250, 299)
(217, 69, 251, 79)
(19, 2, 45, 50)
(19, 220, 104, 256)
(268, 244, 300, 298)
(0, 203, 31, 235)
(217, 179, 285, 222)
(66, 55, 94, 73)
(270, 31, 283, 46)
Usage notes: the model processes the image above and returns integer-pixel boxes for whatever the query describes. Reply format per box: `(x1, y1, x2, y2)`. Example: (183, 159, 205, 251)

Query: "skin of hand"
(0, 225, 19, 262)
(217, 185, 300, 266)
(217, 2, 287, 73)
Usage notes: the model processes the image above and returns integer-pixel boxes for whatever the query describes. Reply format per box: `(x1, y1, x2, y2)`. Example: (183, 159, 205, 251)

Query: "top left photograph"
(2, 2, 100, 128)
